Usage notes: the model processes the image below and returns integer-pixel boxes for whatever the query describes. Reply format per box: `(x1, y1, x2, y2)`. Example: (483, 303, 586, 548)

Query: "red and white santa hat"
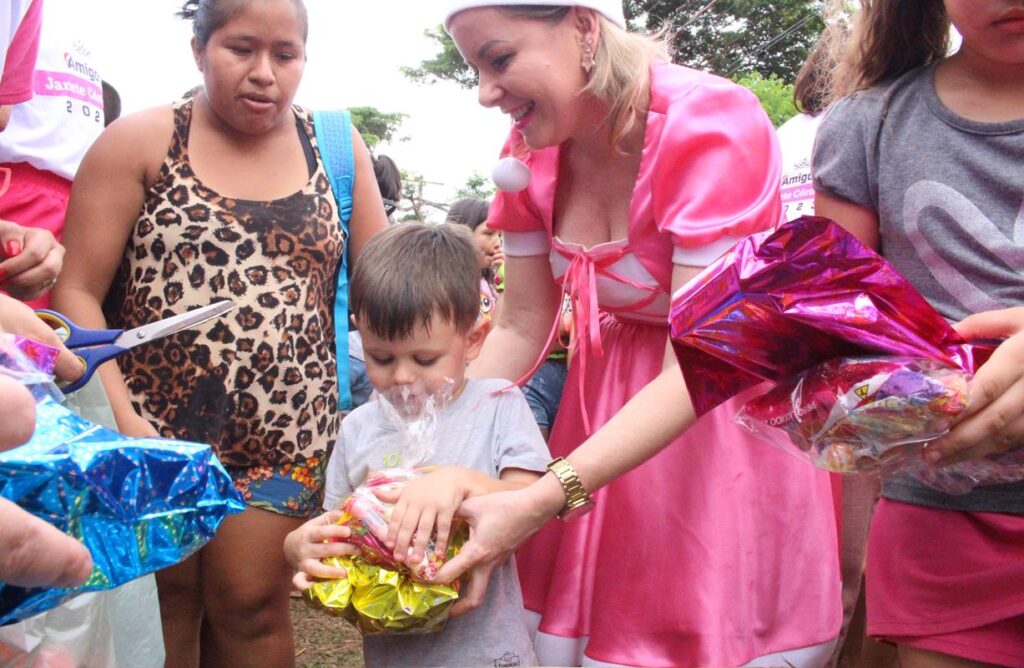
(443, 0, 626, 31)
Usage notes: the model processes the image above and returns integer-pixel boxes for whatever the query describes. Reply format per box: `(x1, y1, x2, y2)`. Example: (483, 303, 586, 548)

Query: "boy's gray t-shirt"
(813, 61, 1024, 513)
(324, 378, 550, 668)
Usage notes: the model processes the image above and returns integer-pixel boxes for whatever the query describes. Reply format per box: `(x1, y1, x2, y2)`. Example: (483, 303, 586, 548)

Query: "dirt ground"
(291, 598, 364, 668)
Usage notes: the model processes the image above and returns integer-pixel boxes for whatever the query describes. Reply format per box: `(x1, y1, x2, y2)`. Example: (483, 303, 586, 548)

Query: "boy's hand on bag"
(284, 510, 355, 590)
(379, 467, 470, 567)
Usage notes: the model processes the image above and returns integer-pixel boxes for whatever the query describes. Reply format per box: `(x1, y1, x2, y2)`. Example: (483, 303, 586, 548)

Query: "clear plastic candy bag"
(736, 356, 1024, 494)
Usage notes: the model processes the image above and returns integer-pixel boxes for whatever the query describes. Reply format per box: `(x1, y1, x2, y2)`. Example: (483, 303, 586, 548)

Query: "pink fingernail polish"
(6, 240, 20, 257)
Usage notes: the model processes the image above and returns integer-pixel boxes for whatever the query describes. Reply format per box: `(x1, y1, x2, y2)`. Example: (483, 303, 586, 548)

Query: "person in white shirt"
(0, 0, 103, 307)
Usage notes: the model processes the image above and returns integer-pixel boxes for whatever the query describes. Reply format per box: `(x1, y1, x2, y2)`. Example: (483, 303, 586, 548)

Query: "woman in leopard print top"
(51, 0, 387, 665)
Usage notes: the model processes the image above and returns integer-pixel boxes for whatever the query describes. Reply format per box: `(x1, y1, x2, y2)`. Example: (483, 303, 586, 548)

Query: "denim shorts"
(523, 357, 568, 429)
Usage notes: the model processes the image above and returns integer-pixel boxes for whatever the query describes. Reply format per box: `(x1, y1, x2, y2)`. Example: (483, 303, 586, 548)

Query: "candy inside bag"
(339, 467, 459, 582)
(736, 356, 1024, 493)
(669, 217, 983, 416)
(304, 381, 469, 634)
(305, 553, 462, 635)
(737, 356, 969, 473)
(668, 218, 1024, 493)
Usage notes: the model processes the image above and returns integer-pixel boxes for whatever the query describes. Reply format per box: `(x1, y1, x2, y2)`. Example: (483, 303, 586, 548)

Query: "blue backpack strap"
(313, 109, 355, 410)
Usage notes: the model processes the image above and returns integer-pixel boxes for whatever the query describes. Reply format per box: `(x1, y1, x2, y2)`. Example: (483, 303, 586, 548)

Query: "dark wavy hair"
(445, 198, 490, 232)
(178, 0, 309, 50)
(372, 154, 402, 203)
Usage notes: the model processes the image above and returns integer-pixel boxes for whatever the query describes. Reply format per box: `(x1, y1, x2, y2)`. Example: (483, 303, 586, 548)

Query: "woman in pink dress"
(437, 2, 842, 666)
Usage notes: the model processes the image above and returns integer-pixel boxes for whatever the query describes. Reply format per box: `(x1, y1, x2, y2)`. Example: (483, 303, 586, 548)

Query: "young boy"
(284, 223, 549, 668)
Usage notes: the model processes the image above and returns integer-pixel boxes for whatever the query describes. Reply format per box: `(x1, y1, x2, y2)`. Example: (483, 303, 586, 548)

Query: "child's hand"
(927, 307, 1024, 465)
(284, 510, 358, 591)
(377, 467, 471, 568)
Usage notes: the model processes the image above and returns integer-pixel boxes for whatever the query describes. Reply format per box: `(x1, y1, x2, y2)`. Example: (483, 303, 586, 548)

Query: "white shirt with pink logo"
(776, 112, 821, 222)
(0, 0, 103, 180)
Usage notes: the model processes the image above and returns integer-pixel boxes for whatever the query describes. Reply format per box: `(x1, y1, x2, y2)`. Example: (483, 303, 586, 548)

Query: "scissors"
(36, 300, 237, 394)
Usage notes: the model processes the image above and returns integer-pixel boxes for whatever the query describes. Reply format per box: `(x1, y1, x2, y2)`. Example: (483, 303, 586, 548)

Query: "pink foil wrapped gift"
(669, 216, 991, 417)
(670, 217, 1024, 492)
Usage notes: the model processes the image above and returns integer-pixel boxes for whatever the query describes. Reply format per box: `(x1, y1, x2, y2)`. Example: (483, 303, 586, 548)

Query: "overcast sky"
(83, 1, 509, 215)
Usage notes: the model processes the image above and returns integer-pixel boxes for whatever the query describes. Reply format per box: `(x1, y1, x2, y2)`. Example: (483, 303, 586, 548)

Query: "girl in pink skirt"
(814, 1, 1024, 665)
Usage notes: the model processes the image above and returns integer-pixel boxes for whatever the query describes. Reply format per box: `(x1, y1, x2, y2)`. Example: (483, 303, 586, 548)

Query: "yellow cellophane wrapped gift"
(303, 553, 462, 635)
(303, 468, 469, 635)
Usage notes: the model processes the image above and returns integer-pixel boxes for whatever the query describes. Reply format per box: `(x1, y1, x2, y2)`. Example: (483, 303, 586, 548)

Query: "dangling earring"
(581, 38, 595, 74)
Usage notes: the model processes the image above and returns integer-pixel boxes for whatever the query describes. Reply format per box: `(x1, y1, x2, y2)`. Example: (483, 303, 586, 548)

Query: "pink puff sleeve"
(650, 72, 782, 265)
(486, 133, 553, 257)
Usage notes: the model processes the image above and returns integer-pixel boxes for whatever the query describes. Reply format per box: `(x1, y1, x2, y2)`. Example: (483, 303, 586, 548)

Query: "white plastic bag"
(0, 574, 164, 668)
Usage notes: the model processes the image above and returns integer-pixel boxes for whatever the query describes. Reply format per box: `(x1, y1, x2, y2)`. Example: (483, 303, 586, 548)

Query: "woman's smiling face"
(449, 7, 591, 149)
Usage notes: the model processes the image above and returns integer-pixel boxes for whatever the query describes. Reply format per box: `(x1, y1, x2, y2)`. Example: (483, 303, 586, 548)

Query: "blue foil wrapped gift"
(0, 394, 245, 625)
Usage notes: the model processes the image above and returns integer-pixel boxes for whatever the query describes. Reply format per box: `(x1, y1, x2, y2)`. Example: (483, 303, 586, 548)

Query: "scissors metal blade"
(114, 301, 237, 349)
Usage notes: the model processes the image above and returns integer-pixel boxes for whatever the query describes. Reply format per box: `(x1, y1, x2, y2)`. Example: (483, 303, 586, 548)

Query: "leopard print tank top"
(104, 99, 343, 468)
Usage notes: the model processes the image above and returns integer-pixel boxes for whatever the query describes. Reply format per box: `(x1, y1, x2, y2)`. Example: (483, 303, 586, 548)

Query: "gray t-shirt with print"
(813, 61, 1024, 513)
(324, 378, 550, 668)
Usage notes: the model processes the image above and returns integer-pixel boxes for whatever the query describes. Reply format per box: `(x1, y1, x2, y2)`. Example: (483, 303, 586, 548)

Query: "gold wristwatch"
(546, 457, 594, 520)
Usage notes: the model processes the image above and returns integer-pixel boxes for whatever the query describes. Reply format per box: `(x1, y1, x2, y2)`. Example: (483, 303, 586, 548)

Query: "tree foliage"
(732, 72, 796, 127)
(402, 1, 823, 88)
(455, 173, 495, 201)
(399, 171, 449, 223)
(626, 0, 823, 81)
(400, 26, 479, 88)
(348, 106, 407, 151)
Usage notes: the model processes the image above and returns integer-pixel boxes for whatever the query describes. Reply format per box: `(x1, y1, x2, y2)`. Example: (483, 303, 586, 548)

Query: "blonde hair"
(585, 16, 670, 149)
(503, 6, 669, 151)
(832, 0, 948, 99)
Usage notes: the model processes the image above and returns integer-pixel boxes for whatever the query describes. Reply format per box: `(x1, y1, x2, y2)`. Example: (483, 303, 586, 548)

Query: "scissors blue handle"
(35, 310, 126, 393)
(35, 301, 237, 395)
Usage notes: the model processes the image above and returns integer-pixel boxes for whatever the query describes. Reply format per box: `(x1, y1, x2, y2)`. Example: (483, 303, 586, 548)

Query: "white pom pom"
(491, 157, 531, 193)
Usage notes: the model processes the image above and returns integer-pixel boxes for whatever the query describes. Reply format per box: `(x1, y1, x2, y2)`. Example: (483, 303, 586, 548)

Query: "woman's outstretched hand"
(926, 307, 1024, 466)
(435, 474, 565, 617)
